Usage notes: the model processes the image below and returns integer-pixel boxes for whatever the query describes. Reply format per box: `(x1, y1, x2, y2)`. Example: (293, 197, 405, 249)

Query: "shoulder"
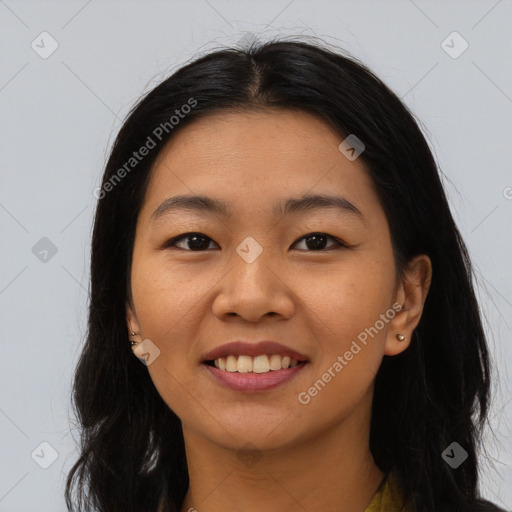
(382, 473, 509, 512)
(443, 498, 510, 512)
(468, 499, 510, 512)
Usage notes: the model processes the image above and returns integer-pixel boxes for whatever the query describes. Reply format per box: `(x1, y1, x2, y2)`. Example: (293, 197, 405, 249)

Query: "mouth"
(203, 356, 310, 392)
(200, 341, 309, 391)
(201, 340, 309, 369)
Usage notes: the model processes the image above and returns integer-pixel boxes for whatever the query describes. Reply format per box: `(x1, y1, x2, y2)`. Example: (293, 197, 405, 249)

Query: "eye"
(164, 232, 218, 251)
(291, 232, 347, 251)
(163, 232, 348, 252)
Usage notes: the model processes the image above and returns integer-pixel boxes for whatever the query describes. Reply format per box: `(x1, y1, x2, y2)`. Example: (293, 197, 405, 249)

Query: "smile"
(203, 358, 309, 392)
(207, 354, 302, 373)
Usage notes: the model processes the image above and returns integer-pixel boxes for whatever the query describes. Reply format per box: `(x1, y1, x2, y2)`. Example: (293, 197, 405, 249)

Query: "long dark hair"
(65, 36, 506, 512)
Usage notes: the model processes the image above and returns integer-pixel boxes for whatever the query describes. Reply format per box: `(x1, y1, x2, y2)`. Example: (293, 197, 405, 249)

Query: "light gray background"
(1, 1, 511, 510)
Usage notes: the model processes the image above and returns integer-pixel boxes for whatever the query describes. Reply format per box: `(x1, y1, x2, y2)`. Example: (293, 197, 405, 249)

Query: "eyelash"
(163, 232, 349, 252)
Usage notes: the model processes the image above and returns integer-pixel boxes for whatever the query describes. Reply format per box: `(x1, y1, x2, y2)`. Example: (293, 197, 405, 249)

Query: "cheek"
(131, 261, 205, 416)
(296, 269, 388, 419)
(296, 257, 394, 405)
(131, 251, 208, 333)
(129, 257, 196, 384)
(301, 255, 395, 339)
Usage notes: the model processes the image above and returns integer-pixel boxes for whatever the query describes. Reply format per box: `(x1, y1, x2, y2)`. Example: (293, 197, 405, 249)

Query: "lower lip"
(204, 362, 308, 392)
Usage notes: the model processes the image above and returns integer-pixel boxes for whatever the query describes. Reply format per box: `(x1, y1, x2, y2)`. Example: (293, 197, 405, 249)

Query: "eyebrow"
(150, 193, 364, 222)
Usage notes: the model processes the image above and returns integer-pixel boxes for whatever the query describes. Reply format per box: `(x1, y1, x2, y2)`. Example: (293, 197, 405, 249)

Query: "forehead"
(154, 108, 345, 165)
(140, 108, 381, 223)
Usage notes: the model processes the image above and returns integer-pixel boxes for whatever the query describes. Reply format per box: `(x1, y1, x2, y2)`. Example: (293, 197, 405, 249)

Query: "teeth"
(253, 355, 269, 373)
(226, 355, 238, 372)
(269, 354, 282, 370)
(237, 355, 253, 373)
(212, 354, 302, 373)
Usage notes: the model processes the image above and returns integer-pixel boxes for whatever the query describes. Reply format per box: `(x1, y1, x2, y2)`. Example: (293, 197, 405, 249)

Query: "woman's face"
(127, 108, 428, 451)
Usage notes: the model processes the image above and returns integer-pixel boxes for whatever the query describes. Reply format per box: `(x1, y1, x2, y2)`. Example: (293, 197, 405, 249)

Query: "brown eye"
(164, 233, 217, 251)
(292, 233, 347, 251)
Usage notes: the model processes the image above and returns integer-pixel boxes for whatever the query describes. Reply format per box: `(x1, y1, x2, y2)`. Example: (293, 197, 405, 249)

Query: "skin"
(126, 108, 432, 512)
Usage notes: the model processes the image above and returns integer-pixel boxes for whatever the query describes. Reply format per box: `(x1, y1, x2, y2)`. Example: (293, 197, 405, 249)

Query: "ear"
(384, 254, 432, 356)
(126, 299, 141, 337)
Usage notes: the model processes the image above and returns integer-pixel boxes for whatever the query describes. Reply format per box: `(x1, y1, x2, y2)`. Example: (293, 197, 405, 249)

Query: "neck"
(179, 387, 384, 512)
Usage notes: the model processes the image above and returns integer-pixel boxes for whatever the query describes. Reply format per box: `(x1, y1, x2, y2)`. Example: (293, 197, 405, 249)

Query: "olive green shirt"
(364, 473, 406, 512)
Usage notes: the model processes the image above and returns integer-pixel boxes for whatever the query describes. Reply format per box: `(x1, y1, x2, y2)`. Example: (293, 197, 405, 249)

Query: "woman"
(65, 37, 508, 512)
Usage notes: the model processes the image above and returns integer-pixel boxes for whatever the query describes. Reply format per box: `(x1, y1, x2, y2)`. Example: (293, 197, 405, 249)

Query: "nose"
(211, 243, 295, 323)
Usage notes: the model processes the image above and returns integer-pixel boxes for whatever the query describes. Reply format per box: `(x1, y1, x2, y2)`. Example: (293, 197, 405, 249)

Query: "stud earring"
(396, 333, 406, 342)
(130, 330, 140, 347)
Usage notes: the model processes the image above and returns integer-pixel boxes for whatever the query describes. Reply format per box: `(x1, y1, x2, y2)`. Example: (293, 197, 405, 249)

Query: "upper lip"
(202, 341, 309, 362)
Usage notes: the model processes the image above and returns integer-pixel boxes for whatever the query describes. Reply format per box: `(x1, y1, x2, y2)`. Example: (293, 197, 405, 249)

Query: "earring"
(130, 330, 140, 347)
(396, 333, 406, 342)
